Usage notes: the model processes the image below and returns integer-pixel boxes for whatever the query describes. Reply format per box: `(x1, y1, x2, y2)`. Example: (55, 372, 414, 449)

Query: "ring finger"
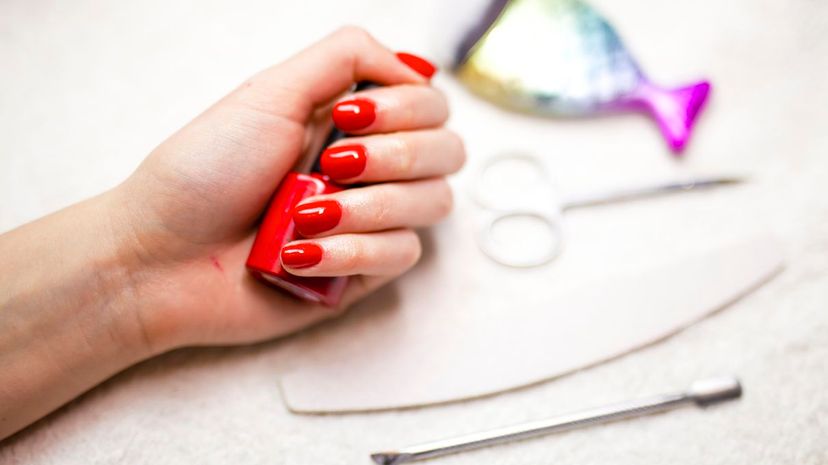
(291, 177, 453, 237)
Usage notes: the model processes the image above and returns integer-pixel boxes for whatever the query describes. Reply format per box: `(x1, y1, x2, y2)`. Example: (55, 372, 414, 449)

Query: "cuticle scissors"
(472, 153, 743, 268)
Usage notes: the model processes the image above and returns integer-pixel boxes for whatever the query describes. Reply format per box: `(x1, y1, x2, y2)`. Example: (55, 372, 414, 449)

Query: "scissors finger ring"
(478, 210, 564, 268)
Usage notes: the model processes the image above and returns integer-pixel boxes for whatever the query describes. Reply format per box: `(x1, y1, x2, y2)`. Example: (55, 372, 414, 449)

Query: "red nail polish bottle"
(247, 83, 375, 306)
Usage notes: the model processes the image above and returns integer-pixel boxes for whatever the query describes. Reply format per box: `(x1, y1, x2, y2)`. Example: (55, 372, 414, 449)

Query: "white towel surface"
(1, 0, 826, 463)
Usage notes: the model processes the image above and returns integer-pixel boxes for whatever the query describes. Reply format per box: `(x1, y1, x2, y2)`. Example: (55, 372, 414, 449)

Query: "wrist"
(100, 185, 183, 357)
(65, 189, 162, 362)
(0, 190, 160, 438)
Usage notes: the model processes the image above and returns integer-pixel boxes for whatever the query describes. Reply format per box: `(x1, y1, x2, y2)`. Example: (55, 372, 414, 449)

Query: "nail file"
(277, 234, 782, 412)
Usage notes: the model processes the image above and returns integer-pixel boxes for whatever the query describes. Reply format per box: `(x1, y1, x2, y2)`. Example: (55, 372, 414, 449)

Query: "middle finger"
(319, 128, 466, 182)
(291, 177, 453, 237)
(331, 84, 449, 134)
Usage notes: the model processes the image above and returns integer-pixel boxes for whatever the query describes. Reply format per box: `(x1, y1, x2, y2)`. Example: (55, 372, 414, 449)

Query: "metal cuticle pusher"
(371, 376, 742, 465)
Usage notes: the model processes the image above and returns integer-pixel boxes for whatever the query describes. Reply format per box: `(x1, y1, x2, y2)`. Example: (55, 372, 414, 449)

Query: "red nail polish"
(320, 144, 367, 180)
(332, 99, 375, 132)
(280, 243, 323, 269)
(246, 172, 347, 305)
(396, 52, 437, 78)
(247, 82, 378, 306)
(293, 200, 342, 236)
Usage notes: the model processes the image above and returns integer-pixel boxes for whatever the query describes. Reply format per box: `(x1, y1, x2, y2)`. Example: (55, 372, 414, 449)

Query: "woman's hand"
(117, 26, 464, 351)
(117, 28, 464, 352)
(0, 27, 464, 439)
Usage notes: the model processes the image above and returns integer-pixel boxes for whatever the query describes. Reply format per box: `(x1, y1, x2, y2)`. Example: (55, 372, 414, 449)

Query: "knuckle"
(400, 230, 422, 268)
(410, 87, 449, 124)
(370, 187, 395, 225)
(335, 25, 375, 48)
(391, 136, 415, 174)
(334, 25, 366, 38)
(398, 94, 418, 128)
(432, 88, 450, 118)
(446, 130, 467, 170)
(432, 179, 454, 218)
(340, 239, 364, 270)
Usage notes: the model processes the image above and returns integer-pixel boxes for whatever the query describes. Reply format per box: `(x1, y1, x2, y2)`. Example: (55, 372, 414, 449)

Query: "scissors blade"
(560, 175, 744, 210)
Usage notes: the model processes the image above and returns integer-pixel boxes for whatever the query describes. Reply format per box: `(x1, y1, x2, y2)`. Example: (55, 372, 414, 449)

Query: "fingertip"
(395, 52, 438, 79)
(280, 242, 323, 271)
(447, 130, 468, 173)
(332, 98, 376, 132)
(401, 229, 423, 269)
(292, 199, 343, 237)
(433, 178, 455, 220)
(320, 144, 368, 181)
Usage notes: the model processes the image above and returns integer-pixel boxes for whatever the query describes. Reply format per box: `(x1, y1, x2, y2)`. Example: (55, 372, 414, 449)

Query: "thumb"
(233, 26, 430, 123)
(131, 27, 427, 242)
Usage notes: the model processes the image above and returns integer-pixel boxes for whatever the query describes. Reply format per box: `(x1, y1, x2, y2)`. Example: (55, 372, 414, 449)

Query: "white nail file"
(278, 234, 782, 412)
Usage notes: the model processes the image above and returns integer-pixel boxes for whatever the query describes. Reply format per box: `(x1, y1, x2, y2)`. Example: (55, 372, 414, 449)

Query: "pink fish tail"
(637, 80, 711, 154)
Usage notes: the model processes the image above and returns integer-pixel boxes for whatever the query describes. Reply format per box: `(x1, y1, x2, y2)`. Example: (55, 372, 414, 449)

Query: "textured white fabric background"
(1, 0, 827, 463)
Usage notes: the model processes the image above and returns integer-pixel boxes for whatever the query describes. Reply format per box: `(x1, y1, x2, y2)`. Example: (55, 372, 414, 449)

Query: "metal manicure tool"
(371, 376, 742, 465)
(473, 153, 743, 268)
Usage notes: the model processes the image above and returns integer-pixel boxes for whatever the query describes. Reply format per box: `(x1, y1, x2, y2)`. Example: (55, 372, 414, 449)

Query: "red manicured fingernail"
(280, 243, 323, 269)
(332, 98, 376, 132)
(396, 52, 437, 79)
(292, 200, 342, 236)
(320, 144, 367, 180)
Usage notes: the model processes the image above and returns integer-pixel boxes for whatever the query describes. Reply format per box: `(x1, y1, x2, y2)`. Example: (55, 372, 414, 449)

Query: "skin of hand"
(0, 27, 465, 440)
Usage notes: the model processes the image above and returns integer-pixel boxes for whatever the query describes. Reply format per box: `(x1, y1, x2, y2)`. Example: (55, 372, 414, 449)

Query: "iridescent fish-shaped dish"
(455, 0, 711, 153)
